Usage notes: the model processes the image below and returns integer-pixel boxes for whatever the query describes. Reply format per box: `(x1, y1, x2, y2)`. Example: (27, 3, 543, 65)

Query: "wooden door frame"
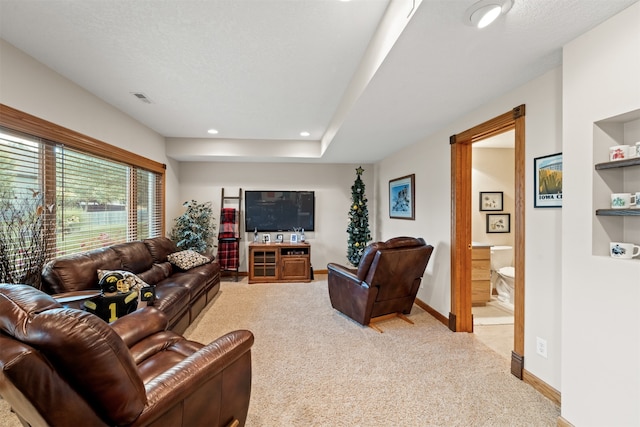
(449, 105, 526, 378)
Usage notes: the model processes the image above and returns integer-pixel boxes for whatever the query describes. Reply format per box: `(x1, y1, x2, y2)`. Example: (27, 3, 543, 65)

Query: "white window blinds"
(0, 125, 164, 287)
(55, 146, 129, 254)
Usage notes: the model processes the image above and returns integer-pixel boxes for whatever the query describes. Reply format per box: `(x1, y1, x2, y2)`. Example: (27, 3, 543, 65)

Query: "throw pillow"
(167, 250, 210, 270)
(97, 269, 149, 293)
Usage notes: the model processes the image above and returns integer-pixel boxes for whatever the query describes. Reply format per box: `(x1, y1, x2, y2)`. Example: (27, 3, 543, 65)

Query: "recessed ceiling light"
(463, 0, 513, 29)
(300, 131, 310, 137)
(473, 5, 501, 28)
(207, 129, 219, 135)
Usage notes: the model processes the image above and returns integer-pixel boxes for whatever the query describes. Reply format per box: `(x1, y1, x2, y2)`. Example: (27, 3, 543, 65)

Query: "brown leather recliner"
(327, 237, 434, 332)
(0, 284, 253, 427)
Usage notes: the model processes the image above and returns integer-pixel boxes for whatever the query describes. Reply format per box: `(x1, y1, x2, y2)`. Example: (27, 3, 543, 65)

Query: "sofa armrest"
(110, 307, 168, 347)
(327, 263, 378, 325)
(133, 330, 254, 427)
(327, 263, 362, 285)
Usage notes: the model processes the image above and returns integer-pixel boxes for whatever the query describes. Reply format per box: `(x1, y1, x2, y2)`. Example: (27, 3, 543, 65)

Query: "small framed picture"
(479, 191, 503, 211)
(486, 213, 510, 233)
(389, 174, 415, 220)
(262, 234, 270, 243)
(275, 233, 284, 243)
(290, 233, 298, 243)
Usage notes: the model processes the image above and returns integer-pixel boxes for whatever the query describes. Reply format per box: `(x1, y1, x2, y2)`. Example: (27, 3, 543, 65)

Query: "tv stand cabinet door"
(249, 247, 277, 283)
(280, 257, 310, 282)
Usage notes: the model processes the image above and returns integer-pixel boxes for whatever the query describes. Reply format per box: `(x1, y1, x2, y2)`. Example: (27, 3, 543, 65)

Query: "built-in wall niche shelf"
(595, 157, 640, 170)
(592, 108, 640, 257)
(595, 159, 640, 217)
(596, 209, 640, 216)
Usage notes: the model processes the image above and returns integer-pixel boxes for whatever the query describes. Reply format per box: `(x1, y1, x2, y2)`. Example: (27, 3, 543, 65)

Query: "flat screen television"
(245, 191, 315, 232)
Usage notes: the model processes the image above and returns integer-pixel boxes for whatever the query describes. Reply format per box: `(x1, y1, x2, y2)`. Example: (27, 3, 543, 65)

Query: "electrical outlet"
(536, 337, 548, 359)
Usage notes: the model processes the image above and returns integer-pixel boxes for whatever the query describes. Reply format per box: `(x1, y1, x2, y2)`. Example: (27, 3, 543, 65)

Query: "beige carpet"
(1, 277, 559, 426)
(187, 277, 558, 426)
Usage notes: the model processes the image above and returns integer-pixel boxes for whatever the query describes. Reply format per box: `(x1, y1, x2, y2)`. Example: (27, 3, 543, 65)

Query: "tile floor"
(474, 324, 513, 359)
(473, 298, 514, 360)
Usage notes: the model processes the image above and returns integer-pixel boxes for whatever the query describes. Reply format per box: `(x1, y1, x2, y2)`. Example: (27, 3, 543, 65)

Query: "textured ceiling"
(1, 0, 638, 163)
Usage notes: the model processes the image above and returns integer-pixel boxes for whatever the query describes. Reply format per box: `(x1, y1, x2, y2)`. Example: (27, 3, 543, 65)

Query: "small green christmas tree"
(347, 166, 372, 266)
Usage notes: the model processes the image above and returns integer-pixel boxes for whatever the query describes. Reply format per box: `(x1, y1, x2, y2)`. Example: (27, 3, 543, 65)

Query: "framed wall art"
(479, 191, 503, 211)
(389, 174, 415, 220)
(534, 152, 563, 208)
(486, 213, 510, 233)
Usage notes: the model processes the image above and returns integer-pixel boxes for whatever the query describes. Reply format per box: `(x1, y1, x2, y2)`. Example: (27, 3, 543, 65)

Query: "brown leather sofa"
(327, 236, 434, 331)
(0, 284, 253, 427)
(41, 237, 220, 334)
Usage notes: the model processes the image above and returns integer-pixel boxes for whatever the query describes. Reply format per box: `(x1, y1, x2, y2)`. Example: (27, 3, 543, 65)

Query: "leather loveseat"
(0, 283, 253, 427)
(41, 237, 220, 334)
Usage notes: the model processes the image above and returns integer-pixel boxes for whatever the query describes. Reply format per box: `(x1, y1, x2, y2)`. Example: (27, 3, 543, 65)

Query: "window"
(0, 105, 165, 287)
(55, 146, 131, 254)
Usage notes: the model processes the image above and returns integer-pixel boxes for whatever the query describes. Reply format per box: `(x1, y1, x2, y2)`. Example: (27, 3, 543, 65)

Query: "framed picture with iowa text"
(534, 153, 562, 208)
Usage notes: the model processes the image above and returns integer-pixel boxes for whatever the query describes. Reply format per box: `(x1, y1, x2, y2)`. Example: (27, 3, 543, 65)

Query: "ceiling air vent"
(131, 92, 152, 104)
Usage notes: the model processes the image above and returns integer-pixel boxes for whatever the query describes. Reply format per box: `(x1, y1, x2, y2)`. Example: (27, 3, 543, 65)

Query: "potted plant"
(169, 200, 216, 254)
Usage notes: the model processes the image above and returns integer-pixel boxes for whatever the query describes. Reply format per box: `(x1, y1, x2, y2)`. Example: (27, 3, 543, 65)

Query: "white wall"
(472, 147, 515, 247)
(562, 3, 640, 426)
(176, 162, 374, 273)
(0, 39, 181, 223)
(375, 67, 563, 390)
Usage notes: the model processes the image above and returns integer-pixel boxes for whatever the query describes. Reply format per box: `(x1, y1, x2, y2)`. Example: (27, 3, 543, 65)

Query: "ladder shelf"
(218, 188, 242, 281)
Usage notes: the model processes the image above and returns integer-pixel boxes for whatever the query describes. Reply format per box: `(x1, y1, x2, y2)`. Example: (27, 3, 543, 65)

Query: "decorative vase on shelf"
(300, 228, 305, 242)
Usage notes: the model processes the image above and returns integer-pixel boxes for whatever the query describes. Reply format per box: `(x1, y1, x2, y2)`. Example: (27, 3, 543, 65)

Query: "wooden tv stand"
(248, 242, 311, 284)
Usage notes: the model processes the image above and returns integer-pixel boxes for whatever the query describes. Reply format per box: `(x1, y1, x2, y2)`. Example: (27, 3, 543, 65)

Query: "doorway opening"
(449, 105, 525, 378)
(471, 130, 515, 360)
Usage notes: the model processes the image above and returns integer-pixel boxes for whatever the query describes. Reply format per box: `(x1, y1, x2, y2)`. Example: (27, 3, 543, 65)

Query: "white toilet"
(490, 245, 515, 305)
